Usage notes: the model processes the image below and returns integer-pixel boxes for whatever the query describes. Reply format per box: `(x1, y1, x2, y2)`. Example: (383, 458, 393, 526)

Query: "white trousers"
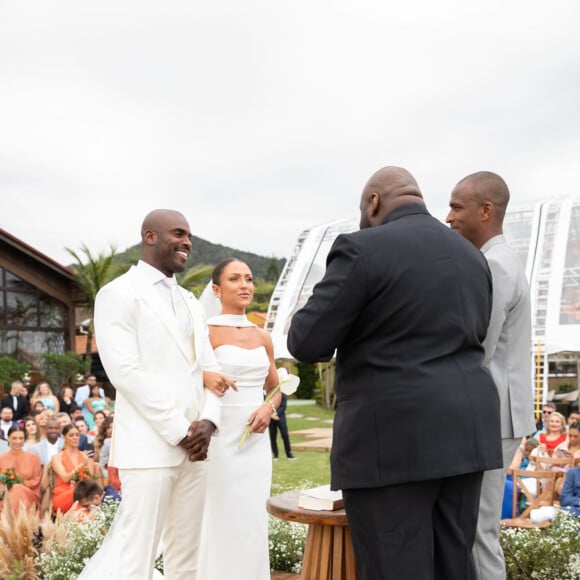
(80, 456, 208, 580)
(472, 437, 521, 580)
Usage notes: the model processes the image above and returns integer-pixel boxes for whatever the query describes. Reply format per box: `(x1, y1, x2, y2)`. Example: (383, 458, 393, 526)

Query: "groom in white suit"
(90, 209, 235, 579)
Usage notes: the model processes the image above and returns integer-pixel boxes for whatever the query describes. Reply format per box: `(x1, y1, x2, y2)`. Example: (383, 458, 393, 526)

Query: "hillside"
(113, 235, 286, 283)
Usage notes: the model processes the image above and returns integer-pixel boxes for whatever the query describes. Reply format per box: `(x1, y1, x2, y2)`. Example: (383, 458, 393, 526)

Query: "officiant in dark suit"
(287, 166, 502, 580)
(1, 380, 30, 422)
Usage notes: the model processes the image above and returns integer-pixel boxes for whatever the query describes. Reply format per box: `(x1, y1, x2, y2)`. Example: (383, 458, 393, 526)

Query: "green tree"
(295, 362, 320, 399)
(266, 258, 280, 282)
(66, 244, 121, 376)
(0, 356, 30, 391)
(41, 352, 85, 394)
(179, 264, 213, 292)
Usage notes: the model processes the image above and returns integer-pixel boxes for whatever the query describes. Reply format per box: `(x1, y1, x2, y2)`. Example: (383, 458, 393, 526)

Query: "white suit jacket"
(482, 235, 535, 439)
(94, 261, 221, 469)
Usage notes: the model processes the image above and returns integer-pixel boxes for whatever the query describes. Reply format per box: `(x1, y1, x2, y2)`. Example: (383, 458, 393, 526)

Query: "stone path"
(290, 427, 333, 452)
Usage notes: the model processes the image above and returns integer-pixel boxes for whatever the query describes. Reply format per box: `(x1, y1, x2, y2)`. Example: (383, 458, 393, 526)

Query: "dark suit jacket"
(0, 395, 29, 421)
(288, 204, 502, 490)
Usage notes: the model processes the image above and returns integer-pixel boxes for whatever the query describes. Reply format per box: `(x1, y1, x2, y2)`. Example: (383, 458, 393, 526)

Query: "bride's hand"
(203, 371, 238, 397)
(246, 405, 272, 434)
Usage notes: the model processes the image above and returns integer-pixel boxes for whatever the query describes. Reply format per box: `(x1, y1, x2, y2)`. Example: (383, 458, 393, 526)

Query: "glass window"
(6, 292, 38, 327)
(5, 271, 36, 292)
(0, 330, 65, 367)
(39, 295, 67, 327)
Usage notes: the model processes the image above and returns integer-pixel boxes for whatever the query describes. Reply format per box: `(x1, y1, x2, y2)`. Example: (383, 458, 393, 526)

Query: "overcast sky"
(1, 1, 579, 266)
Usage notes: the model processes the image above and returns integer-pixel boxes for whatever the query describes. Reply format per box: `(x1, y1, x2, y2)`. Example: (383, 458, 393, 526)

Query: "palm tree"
(179, 264, 214, 295)
(66, 244, 121, 375)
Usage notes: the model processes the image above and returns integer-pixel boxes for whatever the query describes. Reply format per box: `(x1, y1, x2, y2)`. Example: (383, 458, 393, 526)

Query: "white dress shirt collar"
(136, 260, 172, 285)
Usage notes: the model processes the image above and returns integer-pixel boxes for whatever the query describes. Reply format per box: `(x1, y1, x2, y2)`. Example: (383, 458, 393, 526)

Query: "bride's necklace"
(207, 314, 255, 329)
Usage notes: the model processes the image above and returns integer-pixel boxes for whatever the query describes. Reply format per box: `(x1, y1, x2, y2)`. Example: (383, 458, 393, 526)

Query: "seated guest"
(55, 412, 72, 430)
(23, 416, 40, 451)
(69, 404, 84, 423)
(33, 408, 50, 441)
(536, 402, 556, 432)
(83, 386, 112, 431)
(72, 479, 104, 520)
(0, 407, 15, 439)
(87, 410, 107, 439)
(94, 416, 113, 463)
(0, 425, 42, 515)
(30, 382, 59, 414)
(568, 411, 580, 427)
(553, 422, 580, 496)
(560, 466, 580, 516)
(0, 380, 30, 422)
(503, 438, 539, 518)
(508, 437, 539, 473)
(74, 375, 105, 421)
(554, 422, 580, 459)
(57, 386, 75, 416)
(99, 432, 121, 495)
(30, 417, 63, 466)
(55, 412, 91, 451)
(51, 423, 102, 514)
(537, 411, 567, 451)
(74, 417, 95, 450)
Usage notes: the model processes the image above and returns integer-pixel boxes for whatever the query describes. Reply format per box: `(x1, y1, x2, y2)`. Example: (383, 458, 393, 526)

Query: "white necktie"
(162, 277, 195, 359)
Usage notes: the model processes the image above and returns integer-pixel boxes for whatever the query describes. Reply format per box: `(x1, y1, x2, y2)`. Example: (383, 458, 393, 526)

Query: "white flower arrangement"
(500, 509, 580, 579)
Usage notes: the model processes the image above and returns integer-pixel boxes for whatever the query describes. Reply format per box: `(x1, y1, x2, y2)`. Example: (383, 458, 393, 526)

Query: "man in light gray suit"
(30, 417, 64, 465)
(448, 171, 535, 579)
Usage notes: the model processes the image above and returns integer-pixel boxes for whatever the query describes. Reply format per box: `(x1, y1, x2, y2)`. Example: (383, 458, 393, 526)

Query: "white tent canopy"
(267, 196, 580, 364)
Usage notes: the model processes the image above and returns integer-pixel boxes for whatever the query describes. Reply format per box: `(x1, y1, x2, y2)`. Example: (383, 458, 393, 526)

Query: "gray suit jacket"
(30, 437, 64, 465)
(482, 235, 535, 439)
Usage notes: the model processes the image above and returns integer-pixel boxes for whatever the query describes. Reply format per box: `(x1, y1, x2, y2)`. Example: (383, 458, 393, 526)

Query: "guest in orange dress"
(0, 425, 42, 515)
(51, 423, 100, 514)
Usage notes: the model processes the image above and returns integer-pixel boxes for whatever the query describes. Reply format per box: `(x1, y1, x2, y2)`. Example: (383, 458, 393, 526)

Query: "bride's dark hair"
(212, 258, 241, 285)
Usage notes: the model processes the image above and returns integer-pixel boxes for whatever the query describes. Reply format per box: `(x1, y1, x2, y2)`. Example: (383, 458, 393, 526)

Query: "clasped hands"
(179, 420, 216, 462)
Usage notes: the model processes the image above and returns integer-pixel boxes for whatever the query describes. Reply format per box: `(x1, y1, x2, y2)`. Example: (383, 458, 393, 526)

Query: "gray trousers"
(472, 437, 521, 580)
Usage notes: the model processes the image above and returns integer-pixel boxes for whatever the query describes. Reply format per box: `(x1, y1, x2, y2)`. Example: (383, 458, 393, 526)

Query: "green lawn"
(271, 401, 335, 493)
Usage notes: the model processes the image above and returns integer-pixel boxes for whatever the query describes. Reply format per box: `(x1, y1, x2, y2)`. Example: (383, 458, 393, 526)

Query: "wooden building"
(0, 228, 78, 369)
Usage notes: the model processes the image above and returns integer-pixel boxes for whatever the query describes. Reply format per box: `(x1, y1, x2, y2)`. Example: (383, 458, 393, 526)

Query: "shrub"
(500, 509, 580, 579)
(38, 499, 119, 579)
(295, 362, 319, 399)
(268, 516, 306, 574)
(0, 356, 30, 392)
(40, 352, 85, 394)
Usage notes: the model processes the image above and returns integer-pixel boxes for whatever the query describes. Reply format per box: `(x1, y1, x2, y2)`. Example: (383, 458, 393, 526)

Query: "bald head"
(140, 209, 192, 276)
(141, 209, 187, 241)
(456, 171, 510, 222)
(359, 166, 424, 229)
(447, 171, 509, 249)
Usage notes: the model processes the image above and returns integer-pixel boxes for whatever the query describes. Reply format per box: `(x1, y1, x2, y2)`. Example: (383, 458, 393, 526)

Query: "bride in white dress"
(199, 258, 280, 580)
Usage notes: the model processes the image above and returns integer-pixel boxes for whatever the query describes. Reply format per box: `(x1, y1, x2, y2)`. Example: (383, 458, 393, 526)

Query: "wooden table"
(267, 490, 357, 580)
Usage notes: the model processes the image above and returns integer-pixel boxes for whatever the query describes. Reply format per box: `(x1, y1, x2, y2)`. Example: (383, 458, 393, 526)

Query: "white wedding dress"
(198, 344, 272, 580)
